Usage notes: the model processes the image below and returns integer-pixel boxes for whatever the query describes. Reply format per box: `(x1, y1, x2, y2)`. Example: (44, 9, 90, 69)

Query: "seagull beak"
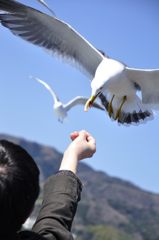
(84, 95, 98, 112)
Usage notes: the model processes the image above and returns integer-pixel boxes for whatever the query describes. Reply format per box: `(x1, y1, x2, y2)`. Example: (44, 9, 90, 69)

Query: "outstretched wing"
(0, 0, 104, 77)
(64, 96, 104, 111)
(126, 67, 159, 106)
(31, 76, 60, 103)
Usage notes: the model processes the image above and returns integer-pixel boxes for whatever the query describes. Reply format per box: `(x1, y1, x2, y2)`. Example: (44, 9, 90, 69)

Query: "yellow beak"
(84, 95, 97, 112)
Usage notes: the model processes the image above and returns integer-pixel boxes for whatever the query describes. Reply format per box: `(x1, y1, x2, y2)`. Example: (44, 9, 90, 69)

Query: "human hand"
(69, 130, 96, 160)
(59, 130, 96, 174)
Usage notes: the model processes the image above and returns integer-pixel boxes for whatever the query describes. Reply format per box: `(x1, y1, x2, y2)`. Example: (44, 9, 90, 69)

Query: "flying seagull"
(31, 76, 104, 123)
(0, 0, 159, 125)
(36, 0, 55, 15)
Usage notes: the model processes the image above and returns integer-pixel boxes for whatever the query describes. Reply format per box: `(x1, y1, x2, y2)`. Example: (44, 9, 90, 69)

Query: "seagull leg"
(108, 95, 115, 117)
(115, 96, 127, 120)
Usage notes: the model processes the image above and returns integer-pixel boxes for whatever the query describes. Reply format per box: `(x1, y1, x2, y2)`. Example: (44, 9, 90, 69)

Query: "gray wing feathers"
(126, 67, 159, 105)
(30, 76, 60, 102)
(0, 0, 104, 76)
(37, 0, 55, 15)
(64, 96, 104, 111)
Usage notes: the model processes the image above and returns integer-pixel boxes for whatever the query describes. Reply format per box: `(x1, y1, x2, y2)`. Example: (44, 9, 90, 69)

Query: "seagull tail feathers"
(100, 93, 153, 126)
(116, 95, 153, 125)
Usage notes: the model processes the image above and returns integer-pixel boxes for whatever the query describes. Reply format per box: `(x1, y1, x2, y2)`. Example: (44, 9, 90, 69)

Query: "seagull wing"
(31, 76, 60, 103)
(37, 0, 55, 15)
(0, 0, 104, 77)
(126, 67, 159, 106)
(64, 96, 104, 111)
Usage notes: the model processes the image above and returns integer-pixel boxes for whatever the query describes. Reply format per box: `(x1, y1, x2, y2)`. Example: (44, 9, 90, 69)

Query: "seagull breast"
(54, 102, 67, 120)
(91, 58, 135, 97)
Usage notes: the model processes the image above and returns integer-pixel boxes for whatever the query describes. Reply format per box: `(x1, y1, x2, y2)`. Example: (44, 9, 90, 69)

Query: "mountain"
(0, 133, 159, 240)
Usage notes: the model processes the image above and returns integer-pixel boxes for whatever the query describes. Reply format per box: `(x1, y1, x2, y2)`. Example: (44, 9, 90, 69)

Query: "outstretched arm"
(32, 130, 96, 240)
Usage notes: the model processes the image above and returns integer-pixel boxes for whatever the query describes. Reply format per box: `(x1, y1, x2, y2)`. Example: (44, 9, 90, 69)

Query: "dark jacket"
(3, 171, 82, 240)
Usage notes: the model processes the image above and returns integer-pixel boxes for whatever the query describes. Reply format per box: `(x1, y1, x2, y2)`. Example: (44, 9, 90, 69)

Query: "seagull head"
(84, 58, 125, 111)
(84, 83, 103, 112)
(84, 59, 109, 111)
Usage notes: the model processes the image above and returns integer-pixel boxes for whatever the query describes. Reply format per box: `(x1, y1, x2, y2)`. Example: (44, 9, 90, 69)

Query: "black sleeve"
(32, 170, 82, 240)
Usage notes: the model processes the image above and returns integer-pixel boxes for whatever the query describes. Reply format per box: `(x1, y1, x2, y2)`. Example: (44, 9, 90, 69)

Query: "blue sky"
(1, 0, 159, 193)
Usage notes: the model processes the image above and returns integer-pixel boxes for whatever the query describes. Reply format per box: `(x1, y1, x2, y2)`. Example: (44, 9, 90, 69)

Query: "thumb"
(70, 131, 79, 141)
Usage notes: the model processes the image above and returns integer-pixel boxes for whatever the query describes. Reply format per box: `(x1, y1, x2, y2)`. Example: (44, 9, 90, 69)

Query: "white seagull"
(31, 76, 104, 123)
(0, 0, 159, 125)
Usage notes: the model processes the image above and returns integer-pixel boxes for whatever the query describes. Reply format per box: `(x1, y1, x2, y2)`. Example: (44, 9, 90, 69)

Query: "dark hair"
(0, 140, 40, 234)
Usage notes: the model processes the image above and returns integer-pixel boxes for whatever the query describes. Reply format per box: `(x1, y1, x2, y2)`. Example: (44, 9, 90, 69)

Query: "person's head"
(0, 140, 40, 234)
